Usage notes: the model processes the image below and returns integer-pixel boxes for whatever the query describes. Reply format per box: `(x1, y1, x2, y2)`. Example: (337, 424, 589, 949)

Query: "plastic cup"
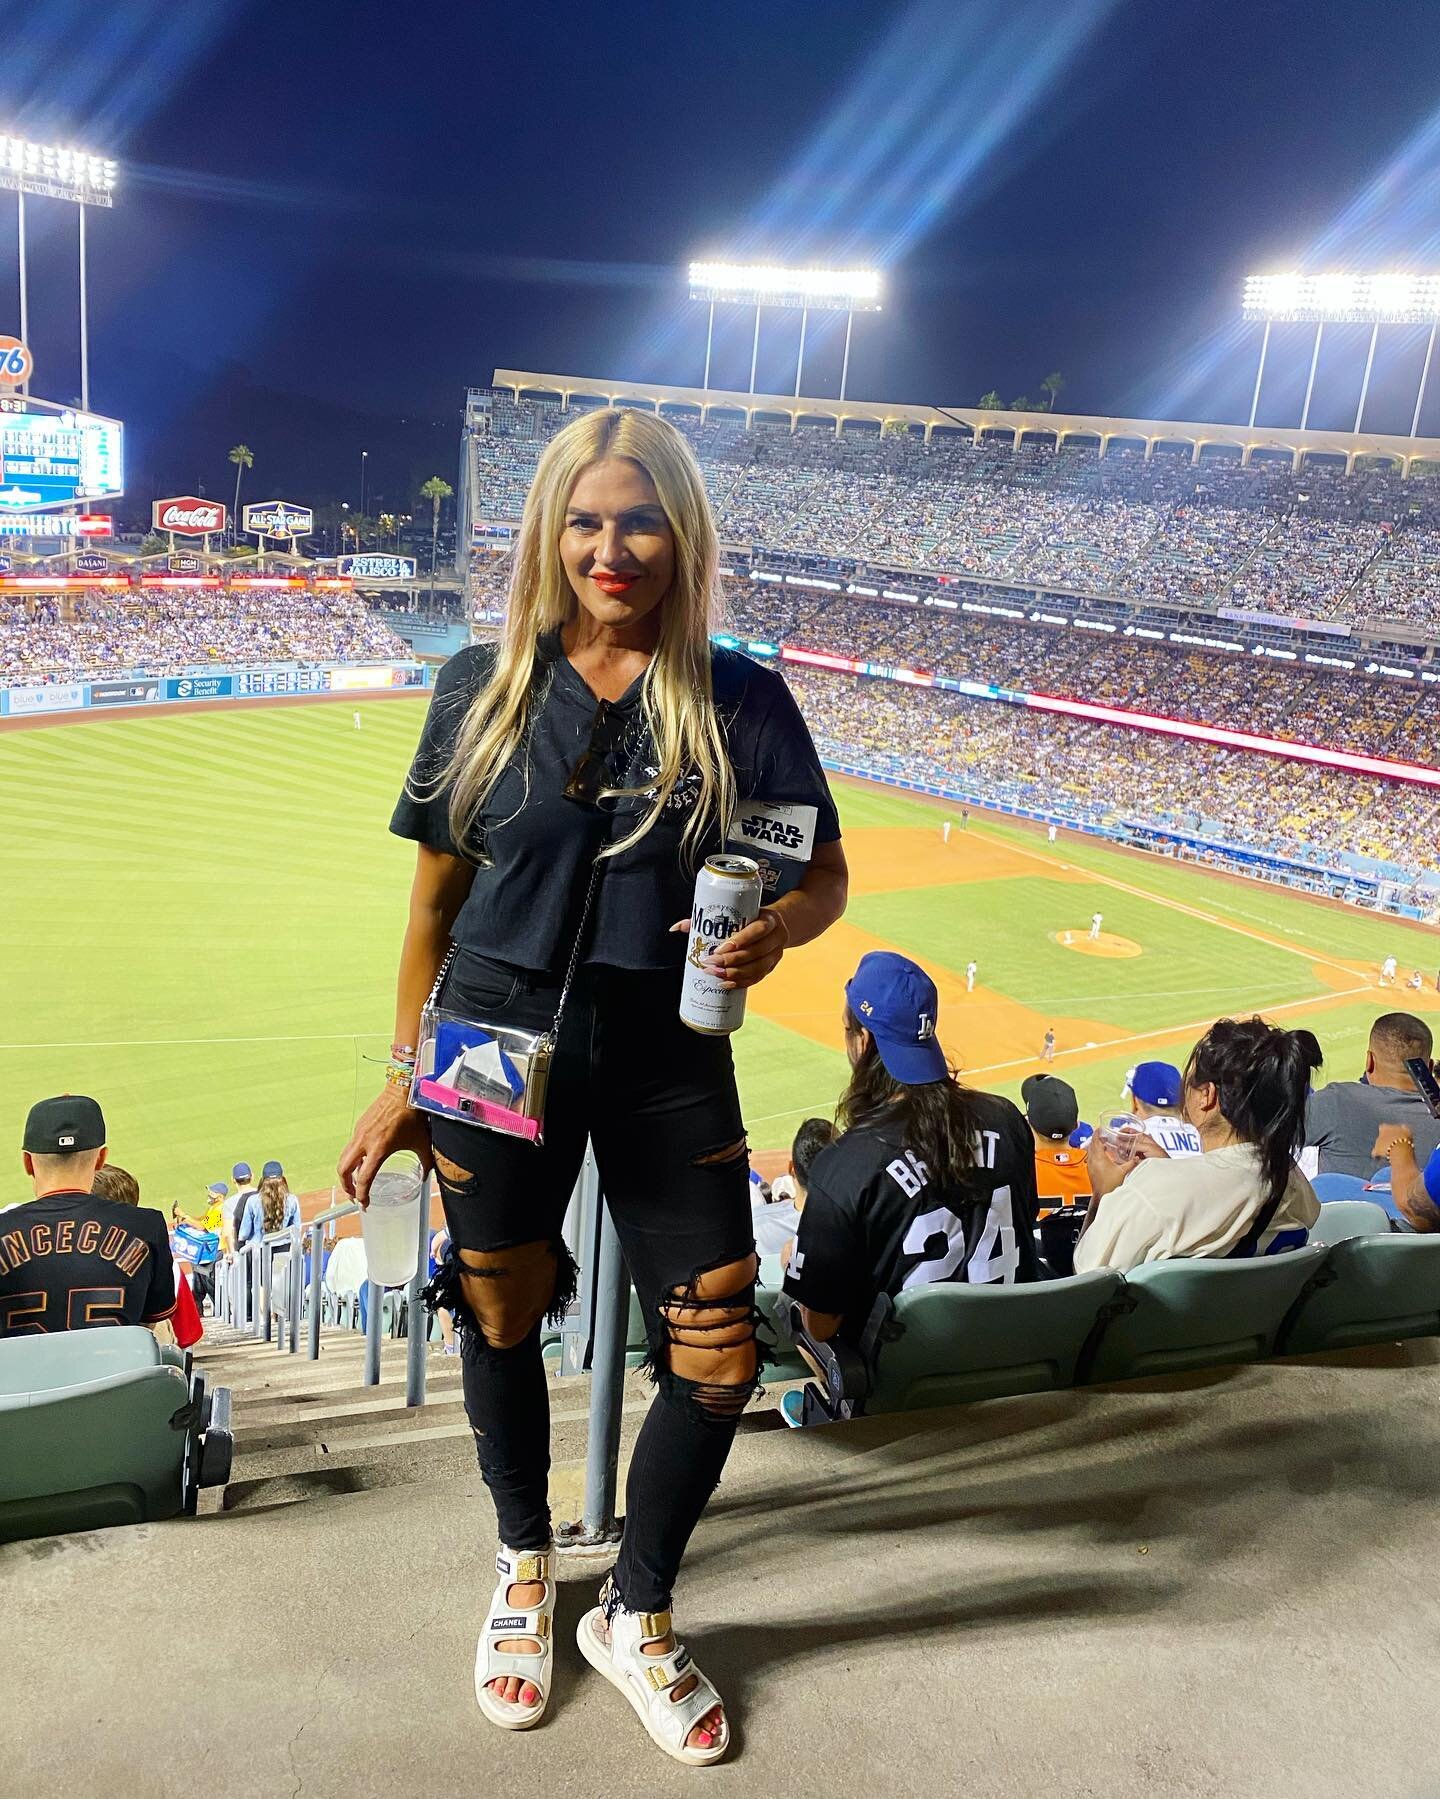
(360, 1157, 424, 1287)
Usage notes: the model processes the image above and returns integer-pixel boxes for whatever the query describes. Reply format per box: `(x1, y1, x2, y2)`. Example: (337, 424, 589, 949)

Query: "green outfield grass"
(1, 696, 1434, 1212)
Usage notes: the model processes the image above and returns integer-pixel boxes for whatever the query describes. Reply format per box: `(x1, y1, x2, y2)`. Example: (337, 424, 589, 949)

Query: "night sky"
(6, 0, 1440, 511)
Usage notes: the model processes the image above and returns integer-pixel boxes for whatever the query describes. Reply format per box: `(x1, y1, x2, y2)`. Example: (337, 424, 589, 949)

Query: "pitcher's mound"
(1051, 929, 1142, 959)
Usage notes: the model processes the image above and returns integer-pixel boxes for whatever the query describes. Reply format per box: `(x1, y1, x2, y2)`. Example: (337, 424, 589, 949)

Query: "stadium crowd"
(0, 590, 408, 684)
(468, 391, 1440, 631)
(720, 583, 1440, 764)
(784, 666, 1439, 878)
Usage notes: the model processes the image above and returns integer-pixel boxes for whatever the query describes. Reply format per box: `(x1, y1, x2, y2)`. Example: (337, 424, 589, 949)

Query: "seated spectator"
(1022, 1074, 1091, 1275)
(1305, 1014, 1440, 1179)
(171, 1194, 224, 1317)
(1075, 1018, 1321, 1273)
(1372, 1127, 1440, 1233)
(752, 1117, 833, 1260)
(0, 1096, 177, 1337)
(97, 1167, 203, 1348)
(92, 1164, 140, 1207)
(1126, 1061, 1203, 1155)
(428, 1227, 458, 1355)
(784, 952, 1039, 1347)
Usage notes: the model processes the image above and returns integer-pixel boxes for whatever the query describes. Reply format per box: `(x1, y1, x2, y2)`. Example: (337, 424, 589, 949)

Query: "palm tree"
(1040, 371, 1066, 412)
(420, 476, 453, 604)
(227, 444, 253, 544)
(1010, 395, 1032, 412)
(978, 390, 1003, 410)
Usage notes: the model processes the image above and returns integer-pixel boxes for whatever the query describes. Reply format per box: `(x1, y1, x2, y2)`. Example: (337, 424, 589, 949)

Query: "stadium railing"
(212, 1183, 434, 1408)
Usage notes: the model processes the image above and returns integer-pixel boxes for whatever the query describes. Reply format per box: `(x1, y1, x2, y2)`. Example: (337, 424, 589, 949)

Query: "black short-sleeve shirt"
(784, 1092, 1040, 1334)
(390, 634, 841, 974)
(0, 1192, 178, 1337)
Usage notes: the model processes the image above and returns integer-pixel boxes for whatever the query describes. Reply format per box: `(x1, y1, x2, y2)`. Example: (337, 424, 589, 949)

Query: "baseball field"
(3, 692, 1436, 1211)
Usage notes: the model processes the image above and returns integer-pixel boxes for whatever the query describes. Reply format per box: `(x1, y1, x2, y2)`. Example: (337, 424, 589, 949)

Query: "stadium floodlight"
(0, 133, 118, 412)
(687, 260, 883, 400)
(0, 134, 118, 206)
(687, 262, 882, 311)
(1242, 270, 1440, 323)
(1241, 270, 1440, 437)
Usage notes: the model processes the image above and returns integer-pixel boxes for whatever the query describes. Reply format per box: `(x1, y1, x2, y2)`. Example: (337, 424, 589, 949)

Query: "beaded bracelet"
(389, 1042, 418, 1063)
(383, 1062, 415, 1091)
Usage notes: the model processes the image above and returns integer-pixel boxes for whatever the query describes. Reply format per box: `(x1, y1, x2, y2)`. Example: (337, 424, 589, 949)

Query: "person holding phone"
(1076, 1017, 1321, 1272)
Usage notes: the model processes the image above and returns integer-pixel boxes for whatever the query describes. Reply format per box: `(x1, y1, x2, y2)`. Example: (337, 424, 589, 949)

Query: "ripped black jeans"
(427, 950, 758, 1613)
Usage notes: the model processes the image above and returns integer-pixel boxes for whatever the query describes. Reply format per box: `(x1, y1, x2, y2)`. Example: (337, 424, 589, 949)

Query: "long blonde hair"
(441, 408, 733, 861)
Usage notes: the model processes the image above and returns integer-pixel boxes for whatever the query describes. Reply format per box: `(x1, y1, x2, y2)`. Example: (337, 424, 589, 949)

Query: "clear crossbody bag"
(410, 860, 602, 1148)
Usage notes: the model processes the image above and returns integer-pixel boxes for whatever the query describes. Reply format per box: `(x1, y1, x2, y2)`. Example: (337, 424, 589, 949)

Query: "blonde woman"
(339, 409, 847, 1763)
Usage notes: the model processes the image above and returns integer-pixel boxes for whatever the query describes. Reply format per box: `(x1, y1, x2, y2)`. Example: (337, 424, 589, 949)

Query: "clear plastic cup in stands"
(1096, 1115, 1144, 1162)
(360, 1157, 424, 1286)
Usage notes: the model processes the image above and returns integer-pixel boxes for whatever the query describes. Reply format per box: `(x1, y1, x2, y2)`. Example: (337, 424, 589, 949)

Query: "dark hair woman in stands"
(784, 951, 1040, 1350)
(337, 407, 847, 1764)
(1076, 1016, 1322, 1273)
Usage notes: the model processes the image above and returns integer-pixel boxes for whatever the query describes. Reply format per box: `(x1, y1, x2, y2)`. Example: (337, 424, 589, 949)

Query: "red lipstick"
(592, 572, 639, 596)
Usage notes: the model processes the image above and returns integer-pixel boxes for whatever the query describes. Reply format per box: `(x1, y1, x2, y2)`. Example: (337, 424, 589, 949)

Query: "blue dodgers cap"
(207, 1181, 228, 1197)
(261, 1160, 284, 1179)
(846, 951, 948, 1086)
(1131, 1061, 1183, 1109)
(232, 1162, 251, 1181)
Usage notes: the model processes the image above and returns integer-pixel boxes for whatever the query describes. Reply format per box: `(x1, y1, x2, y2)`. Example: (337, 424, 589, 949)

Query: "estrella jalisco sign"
(339, 553, 417, 580)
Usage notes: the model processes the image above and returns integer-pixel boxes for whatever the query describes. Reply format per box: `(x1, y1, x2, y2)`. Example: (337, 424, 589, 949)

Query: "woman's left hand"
(670, 906, 791, 989)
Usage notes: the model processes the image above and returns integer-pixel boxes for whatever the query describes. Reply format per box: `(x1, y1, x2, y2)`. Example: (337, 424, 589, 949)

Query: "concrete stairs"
(195, 1322, 663, 1521)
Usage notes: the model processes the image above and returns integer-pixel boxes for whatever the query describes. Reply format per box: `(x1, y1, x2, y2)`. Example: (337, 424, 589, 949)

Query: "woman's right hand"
(337, 1086, 433, 1207)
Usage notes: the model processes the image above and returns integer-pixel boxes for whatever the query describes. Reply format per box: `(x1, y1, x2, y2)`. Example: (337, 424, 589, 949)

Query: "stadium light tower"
(687, 261, 882, 400)
(1242, 271, 1440, 436)
(0, 133, 118, 409)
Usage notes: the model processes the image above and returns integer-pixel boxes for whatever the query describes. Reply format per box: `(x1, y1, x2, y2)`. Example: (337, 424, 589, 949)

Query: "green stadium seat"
(1278, 1235, 1440, 1355)
(865, 1271, 1124, 1413)
(1313, 1199, 1395, 1244)
(0, 1327, 232, 1543)
(1080, 1246, 1330, 1385)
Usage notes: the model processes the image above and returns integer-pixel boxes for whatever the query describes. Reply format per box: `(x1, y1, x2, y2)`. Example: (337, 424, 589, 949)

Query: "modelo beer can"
(679, 854, 764, 1035)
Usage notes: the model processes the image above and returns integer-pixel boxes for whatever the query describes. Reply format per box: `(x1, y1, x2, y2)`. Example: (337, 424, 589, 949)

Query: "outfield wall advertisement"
(0, 662, 432, 718)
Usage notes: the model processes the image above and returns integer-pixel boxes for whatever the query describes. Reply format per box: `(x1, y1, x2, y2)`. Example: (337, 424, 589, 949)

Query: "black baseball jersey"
(0, 1191, 178, 1337)
(783, 1092, 1040, 1332)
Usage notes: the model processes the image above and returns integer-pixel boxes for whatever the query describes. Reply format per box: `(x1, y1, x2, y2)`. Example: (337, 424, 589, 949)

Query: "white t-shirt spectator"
(751, 1197, 801, 1258)
(1073, 1143, 1318, 1274)
(1135, 1114, 1203, 1157)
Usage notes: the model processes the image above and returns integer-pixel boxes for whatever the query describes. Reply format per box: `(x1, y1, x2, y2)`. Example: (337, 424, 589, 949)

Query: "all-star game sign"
(242, 499, 313, 549)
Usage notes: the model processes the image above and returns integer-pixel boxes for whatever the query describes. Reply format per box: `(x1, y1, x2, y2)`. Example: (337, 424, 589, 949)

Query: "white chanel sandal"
(576, 1594, 730, 1766)
(475, 1542, 555, 1730)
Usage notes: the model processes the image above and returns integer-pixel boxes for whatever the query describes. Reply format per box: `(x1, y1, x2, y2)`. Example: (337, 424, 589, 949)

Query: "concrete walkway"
(5, 1334, 1439, 1798)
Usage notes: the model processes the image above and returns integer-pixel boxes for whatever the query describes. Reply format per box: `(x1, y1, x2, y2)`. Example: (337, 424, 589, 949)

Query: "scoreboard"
(0, 400, 124, 511)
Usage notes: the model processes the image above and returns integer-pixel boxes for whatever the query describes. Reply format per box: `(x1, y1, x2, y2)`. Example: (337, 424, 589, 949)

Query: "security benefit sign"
(725, 800, 818, 899)
(243, 500, 313, 541)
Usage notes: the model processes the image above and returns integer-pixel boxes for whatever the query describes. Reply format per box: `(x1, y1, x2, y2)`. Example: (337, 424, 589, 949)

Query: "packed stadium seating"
(720, 582, 1440, 762)
(784, 666, 1438, 879)
(0, 589, 409, 684)
(466, 390, 1440, 632)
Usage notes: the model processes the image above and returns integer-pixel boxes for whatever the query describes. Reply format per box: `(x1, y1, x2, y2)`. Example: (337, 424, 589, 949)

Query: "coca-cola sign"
(153, 496, 226, 536)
